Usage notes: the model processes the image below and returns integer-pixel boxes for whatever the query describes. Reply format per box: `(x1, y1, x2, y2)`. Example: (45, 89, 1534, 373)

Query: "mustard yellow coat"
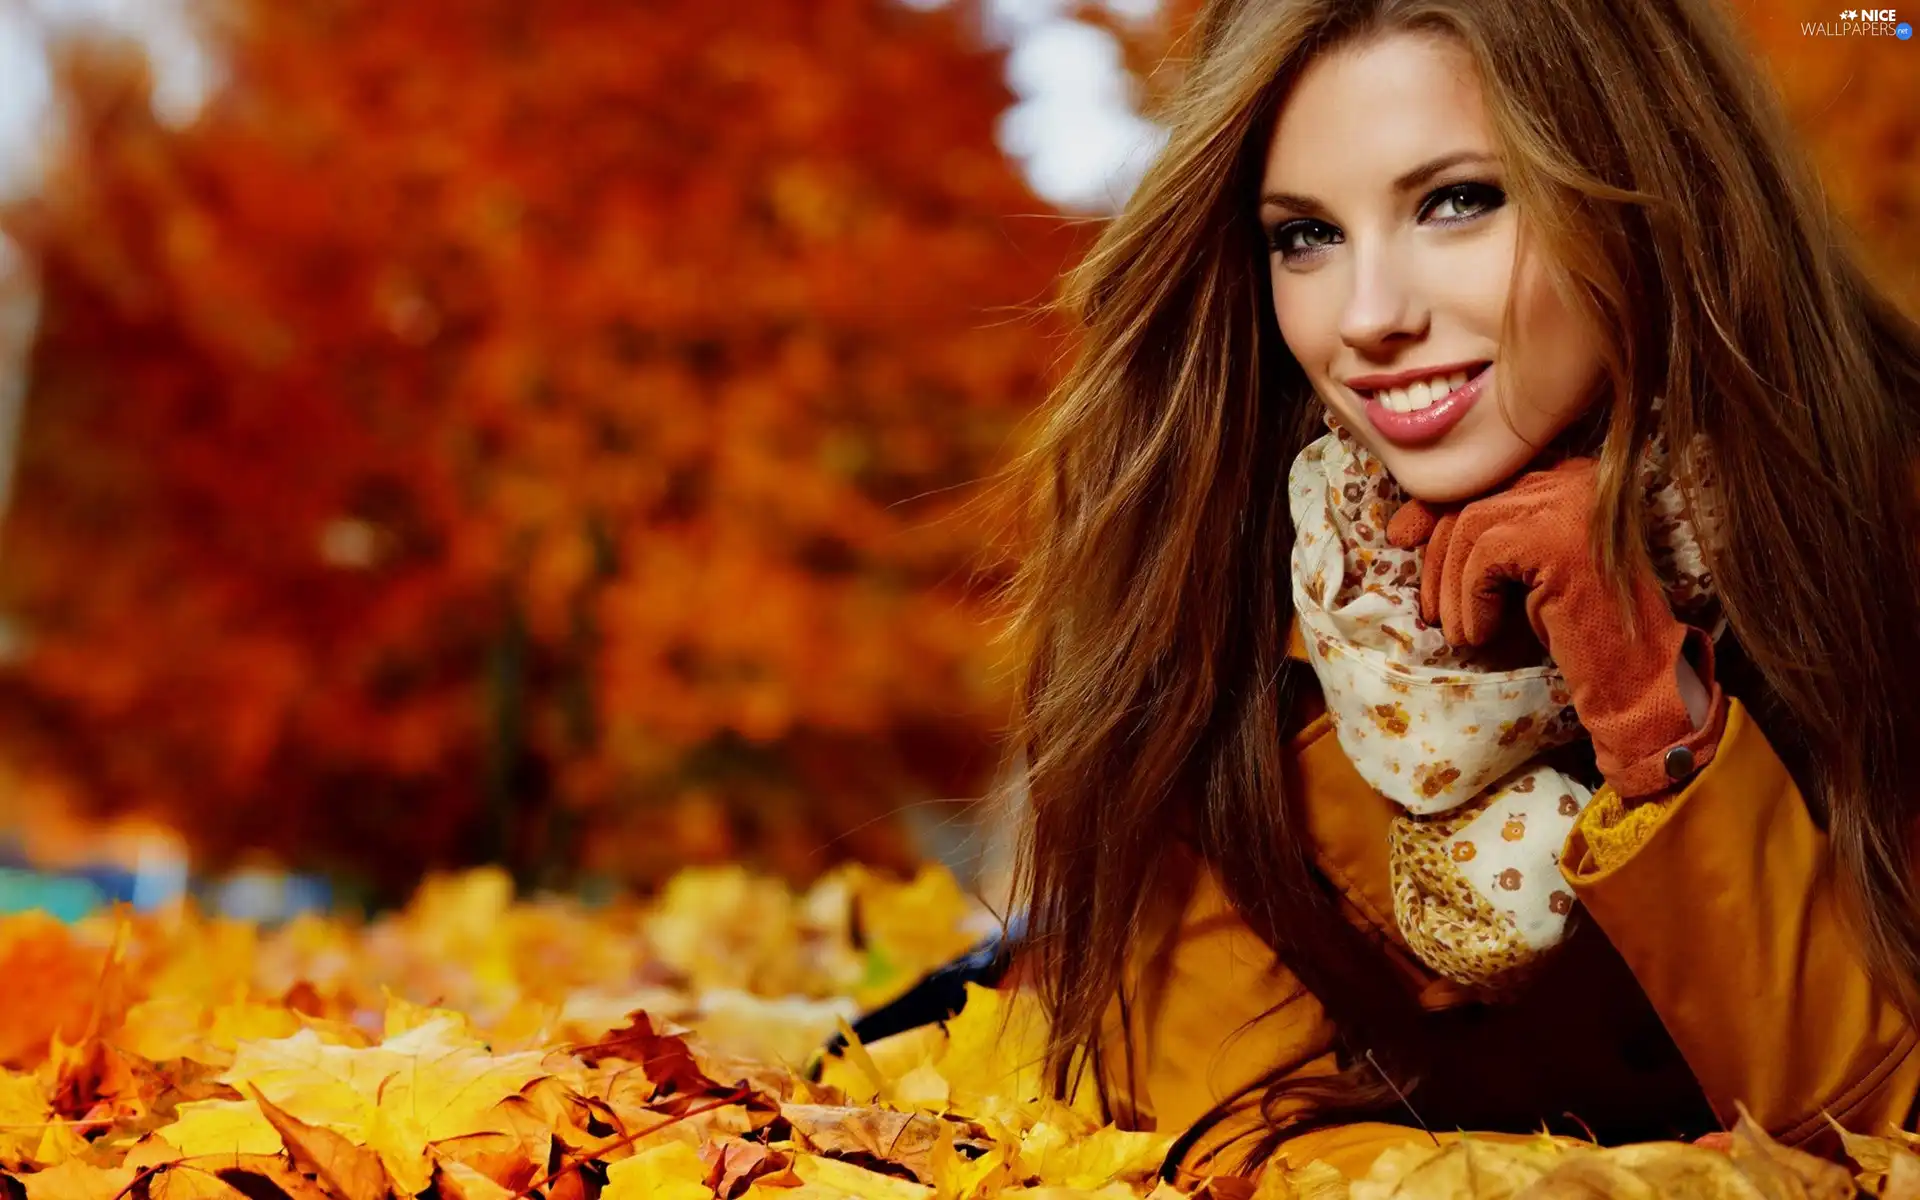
(1087, 621, 1919, 1181)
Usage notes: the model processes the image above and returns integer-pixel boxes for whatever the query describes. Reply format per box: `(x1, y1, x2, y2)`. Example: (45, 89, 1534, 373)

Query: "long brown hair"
(991, 0, 1920, 1173)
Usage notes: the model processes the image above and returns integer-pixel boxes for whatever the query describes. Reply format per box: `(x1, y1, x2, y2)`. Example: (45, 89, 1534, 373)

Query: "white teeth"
(1371, 368, 1476, 413)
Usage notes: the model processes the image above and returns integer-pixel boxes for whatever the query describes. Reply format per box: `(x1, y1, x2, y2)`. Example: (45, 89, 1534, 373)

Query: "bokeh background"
(0, 0, 1906, 920)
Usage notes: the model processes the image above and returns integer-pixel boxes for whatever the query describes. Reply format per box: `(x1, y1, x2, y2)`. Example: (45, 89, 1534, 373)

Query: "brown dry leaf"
(433, 1159, 518, 1200)
(429, 1130, 542, 1192)
(45, 1037, 146, 1131)
(1885, 1150, 1920, 1200)
(474, 1091, 562, 1167)
(508, 1080, 602, 1153)
(1287, 1161, 1353, 1200)
(545, 1161, 594, 1200)
(247, 1085, 392, 1200)
(1516, 1155, 1655, 1200)
(143, 1162, 255, 1200)
(1350, 1138, 1564, 1200)
(571, 1012, 708, 1098)
(782, 1103, 945, 1183)
(700, 1135, 796, 1199)
(205, 1156, 335, 1200)
(1827, 1112, 1920, 1197)
(630, 1103, 766, 1160)
(1726, 1109, 1851, 1200)
(1250, 1158, 1349, 1200)
(1602, 1142, 1770, 1199)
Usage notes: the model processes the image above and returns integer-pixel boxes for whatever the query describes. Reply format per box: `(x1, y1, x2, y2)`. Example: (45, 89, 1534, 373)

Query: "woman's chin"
(1377, 440, 1538, 505)
(1387, 464, 1513, 506)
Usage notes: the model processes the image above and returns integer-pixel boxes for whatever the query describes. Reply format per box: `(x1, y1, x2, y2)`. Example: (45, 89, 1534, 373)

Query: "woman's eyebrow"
(1259, 149, 1499, 216)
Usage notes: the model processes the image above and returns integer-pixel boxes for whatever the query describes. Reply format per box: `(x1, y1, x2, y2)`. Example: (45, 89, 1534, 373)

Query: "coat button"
(1663, 745, 1696, 781)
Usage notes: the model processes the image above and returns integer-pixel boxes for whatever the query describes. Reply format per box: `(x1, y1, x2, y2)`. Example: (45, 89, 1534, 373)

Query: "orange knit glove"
(1385, 458, 1727, 799)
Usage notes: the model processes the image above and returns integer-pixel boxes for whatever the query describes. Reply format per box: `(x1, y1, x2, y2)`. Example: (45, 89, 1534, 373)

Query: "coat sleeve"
(1094, 858, 1340, 1174)
(1561, 697, 1920, 1145)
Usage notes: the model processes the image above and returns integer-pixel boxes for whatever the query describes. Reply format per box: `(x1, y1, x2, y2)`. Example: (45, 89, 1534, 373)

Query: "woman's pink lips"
(1361, 364, 1491, 446)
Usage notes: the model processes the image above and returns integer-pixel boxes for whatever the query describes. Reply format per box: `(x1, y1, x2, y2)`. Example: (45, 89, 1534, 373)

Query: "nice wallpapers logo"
(1802, 7, 1913, 35)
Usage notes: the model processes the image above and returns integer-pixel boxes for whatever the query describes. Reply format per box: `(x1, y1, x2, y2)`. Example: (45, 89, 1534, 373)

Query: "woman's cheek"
(1271, 281, 1355, 421)
(1501, 312, 1608, 447)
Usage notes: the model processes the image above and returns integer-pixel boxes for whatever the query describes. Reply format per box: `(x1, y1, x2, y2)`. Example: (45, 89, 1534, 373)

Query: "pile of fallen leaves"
(0, 863, 1916, 1200)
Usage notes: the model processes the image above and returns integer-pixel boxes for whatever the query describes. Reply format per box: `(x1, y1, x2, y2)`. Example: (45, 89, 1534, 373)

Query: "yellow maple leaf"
(17, 1157, 135, 1200)
(117, 997, 213, 1064)
(930, 1120, 1009, 1200)
(601, 1141, 712, 1200)
(207, 1002, 306, 1050)
(891, 1062, 951, 1111)
(938, 984, 1105, 1124)
(742, 1152, 932, 1200)
(208, 1016, 549, 1193)
(158, 1100, 283, 1159)
(1020, 1121, 1172, 1191)
(852, 868, 983, 1008)
(1012, 1187, 1139, 1200)
(0, 1070, 58, 1168)
(382, 990, 476, 1041)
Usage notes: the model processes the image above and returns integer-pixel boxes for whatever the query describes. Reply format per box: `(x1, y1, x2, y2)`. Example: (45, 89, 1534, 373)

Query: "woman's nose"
(1337, 244, 1428, 351)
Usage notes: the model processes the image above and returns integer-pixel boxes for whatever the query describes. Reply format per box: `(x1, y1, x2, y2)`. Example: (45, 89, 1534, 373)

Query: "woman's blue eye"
(1264, 180, 1506, 264)
(1269, 220, 1339, 259)
(1421, 181, 1506, 222)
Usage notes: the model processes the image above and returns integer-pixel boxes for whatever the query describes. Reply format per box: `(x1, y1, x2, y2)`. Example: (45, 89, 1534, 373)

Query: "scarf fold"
(1286, 414, 1720, 989)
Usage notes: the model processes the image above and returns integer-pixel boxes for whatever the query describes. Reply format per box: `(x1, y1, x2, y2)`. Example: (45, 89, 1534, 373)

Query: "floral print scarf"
(1286, 415, 1719, 989)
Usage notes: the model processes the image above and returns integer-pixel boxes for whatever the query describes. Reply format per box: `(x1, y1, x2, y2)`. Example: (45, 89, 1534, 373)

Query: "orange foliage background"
(0, 0, 1909, 898)
(0, 0, 1084, 896)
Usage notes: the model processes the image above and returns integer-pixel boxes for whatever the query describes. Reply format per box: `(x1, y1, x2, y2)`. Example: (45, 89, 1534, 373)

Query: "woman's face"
(1259, 30, 1609, 503)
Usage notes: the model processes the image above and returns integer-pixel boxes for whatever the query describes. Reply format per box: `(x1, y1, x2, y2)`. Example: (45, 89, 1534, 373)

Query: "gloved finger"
(1386, 498, 1439, 549)
(1436, 515, 1520, 648)
(1419, 511, 1457, 628)
(1457, 527, 1529, 647)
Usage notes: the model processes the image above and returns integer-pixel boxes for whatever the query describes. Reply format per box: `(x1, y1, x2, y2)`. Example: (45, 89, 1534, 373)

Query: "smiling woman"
(903, 0, 1920, 1185)
(1258, 32, 1609, 502)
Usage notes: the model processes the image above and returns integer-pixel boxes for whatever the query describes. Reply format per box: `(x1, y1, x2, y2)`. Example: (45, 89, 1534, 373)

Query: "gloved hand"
(1385, 458, 1727, 799)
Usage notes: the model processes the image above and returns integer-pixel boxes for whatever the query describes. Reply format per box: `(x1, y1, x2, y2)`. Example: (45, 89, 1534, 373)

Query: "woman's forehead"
(1261, 32, 1493, 199)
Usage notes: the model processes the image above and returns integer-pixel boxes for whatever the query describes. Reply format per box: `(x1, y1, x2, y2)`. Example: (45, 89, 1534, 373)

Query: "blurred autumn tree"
(0, 0, 1085, 897)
